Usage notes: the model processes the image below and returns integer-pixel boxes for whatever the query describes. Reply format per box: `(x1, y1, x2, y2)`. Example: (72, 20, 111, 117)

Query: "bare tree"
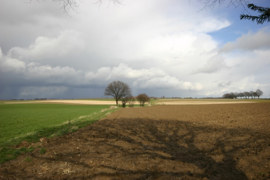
(121, 95, 134, 107)
(234, 92, 239, 99)
(244, 91, 249, 99)
(253, 91, 258, 98)
(128, 96, 136, 107)
(224, 90, 263, 99)
(35, 0, 121, 13)
(230, 92, 237, 99)
(238, 92, 244, 99)
(222, 93, 231, 99)
(197, 0, 248, 10)
(104, 81, 131, 106)
(29, 0, 80, 12)
(222, 92, 236, 99)
(250, 91, 256, 99)
(137, 93, 150, 106)
(256, 89, 263, 98)
(121, 96, 129, 108)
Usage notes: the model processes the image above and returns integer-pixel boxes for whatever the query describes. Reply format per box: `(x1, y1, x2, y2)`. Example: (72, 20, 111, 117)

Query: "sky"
(0, 0, 269, 99)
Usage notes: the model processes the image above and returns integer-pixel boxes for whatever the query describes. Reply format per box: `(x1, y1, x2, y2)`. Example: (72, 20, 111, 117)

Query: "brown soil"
(1, 103, 270, 180)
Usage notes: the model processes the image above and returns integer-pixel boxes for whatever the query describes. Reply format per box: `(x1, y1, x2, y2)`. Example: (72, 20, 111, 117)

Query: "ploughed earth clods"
(1, 103, 270, 180)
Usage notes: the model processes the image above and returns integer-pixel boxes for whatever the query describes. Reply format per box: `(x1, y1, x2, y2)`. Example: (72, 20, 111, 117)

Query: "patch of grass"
(24, 157, 32, 162)
(40, 147, 46, 154)
(0, 146, 34, 163)
(0, 104, 112, 146)
(0, 104, 119, 163)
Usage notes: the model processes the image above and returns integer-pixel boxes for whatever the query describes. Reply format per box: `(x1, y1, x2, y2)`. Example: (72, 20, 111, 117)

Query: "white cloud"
(105, 64, 203, 91)
(0, 47, 26, 73)
(143, 32, 218, 57)
(6, 30, 85, 63)
(196, 19, 231, 33)
(197, 49, 270, 97)
(107, 64, 166, 79)
(133, 76, 202, 91)
(193, 55, 229, 74)
(220, 28, 270, 52)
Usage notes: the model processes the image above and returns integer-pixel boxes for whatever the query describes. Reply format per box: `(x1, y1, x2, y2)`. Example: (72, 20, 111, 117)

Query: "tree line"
(104, 81, 150, 107)
(222, 89, 263, 99)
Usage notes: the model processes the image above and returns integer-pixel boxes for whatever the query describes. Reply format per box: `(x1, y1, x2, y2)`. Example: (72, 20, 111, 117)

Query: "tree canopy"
(104, 81, 131, 105)
(222, 89, 263, 99)
(137, 93, 150, 106)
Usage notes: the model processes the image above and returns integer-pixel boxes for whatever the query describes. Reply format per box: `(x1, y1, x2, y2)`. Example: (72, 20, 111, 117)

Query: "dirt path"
(0, 103, 270, 180)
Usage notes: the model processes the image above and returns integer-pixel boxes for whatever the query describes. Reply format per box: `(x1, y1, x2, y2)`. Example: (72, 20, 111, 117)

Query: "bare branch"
(196, 0, 249, 11)
(30, 0, 121, 14)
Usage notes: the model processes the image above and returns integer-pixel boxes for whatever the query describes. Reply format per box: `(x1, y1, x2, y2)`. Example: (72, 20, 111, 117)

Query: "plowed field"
(1, 103, 270, 180)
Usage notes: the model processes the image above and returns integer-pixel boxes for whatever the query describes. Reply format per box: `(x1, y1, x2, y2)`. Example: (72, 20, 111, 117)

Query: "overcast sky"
(0, 0, 269, 99)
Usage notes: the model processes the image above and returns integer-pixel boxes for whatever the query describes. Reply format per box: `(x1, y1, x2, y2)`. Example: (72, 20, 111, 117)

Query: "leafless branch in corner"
(29, 0, 121, 14)
(195, 0, 249, 12)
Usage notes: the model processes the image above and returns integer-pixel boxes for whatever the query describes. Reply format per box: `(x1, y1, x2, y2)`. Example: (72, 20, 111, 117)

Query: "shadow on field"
(2, 116, 268, 180)
(80, 119, 250, 180)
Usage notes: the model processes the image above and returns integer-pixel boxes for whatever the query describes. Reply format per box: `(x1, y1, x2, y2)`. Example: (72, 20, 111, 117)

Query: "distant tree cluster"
(121, 95, 135, 107)
(222, 89, 263, 99)
(104, 81, 150, 107)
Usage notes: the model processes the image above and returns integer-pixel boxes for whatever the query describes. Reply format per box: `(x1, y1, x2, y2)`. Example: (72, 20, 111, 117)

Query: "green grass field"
(0, 103, 119, 163)
(0, 104, 116, 146)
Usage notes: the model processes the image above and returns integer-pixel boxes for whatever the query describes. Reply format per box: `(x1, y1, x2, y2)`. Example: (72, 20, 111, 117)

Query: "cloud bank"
(0, 0, 269, 99)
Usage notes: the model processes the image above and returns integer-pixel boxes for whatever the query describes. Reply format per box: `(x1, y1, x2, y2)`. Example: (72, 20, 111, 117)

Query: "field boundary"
(154, 99, 269, 105)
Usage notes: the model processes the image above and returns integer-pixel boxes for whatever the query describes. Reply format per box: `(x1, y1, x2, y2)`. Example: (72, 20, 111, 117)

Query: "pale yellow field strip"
(155, 100, 255, 105)
(4, 99, 258, 105)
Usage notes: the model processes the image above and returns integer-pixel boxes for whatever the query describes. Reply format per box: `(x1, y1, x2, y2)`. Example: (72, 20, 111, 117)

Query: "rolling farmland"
(0, 101, 269, 179)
